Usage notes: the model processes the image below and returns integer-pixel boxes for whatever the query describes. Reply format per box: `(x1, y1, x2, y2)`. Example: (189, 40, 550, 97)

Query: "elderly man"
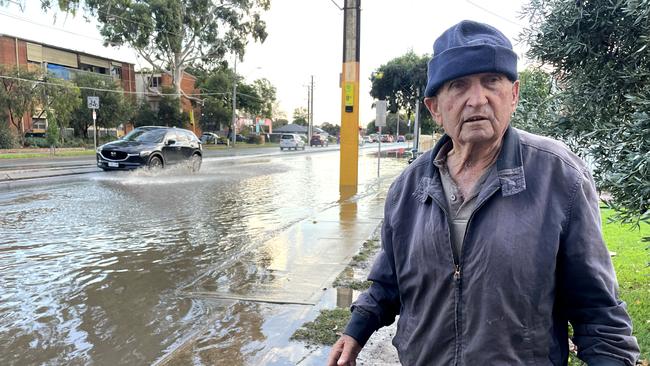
(327, 20, 639, 366)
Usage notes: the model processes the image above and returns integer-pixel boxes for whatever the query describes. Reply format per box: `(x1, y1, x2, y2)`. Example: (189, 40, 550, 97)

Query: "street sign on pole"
(375, 100, 387, 127)
(87, 96, 100, 149)
(87, 96, 100, 110)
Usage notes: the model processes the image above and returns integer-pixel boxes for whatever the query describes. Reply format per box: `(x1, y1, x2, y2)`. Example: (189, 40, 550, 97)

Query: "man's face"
(424, 73, 519, 147)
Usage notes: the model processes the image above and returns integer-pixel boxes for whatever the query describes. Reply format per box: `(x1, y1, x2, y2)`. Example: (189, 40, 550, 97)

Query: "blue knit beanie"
(424, 20, 518, 97)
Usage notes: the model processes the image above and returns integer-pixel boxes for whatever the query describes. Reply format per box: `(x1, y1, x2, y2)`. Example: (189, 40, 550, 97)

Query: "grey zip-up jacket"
(344, 127, 639, 365)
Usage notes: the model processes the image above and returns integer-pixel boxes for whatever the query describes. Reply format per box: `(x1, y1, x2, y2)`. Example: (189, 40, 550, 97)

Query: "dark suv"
(310, 134, 329, 147)
(96, 126, 202, 172)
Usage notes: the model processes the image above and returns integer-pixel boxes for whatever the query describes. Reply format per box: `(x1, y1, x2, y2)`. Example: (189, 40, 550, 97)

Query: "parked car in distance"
(280, 133, 306, 150)
(380, 134, 394, 143)
(310, 134, 329, 147)
(200, 132, 221, 144)
(96, 126, 202, 172)
(227, 133, 246, 142)
(396, 135, 406, 142)
(362, 136, 373, 144)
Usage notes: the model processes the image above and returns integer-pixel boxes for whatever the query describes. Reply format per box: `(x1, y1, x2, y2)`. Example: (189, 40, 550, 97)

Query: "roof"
(0, 33, 133, 65)
(274, 124, 308, 133)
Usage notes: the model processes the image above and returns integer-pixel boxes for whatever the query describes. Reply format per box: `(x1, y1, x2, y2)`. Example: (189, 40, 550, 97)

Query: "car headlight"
(139, 150, 152, 157)
(96, 147, 102, 154)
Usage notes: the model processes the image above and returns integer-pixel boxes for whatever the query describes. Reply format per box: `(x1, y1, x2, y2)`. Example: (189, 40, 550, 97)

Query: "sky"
(0, 0, 530, 127)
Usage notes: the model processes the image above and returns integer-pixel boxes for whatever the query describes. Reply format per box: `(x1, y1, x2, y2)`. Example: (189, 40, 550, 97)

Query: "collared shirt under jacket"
(344, 127, 640, 366)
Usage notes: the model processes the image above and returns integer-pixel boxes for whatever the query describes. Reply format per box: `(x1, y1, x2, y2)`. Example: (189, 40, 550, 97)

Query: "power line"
(328, 0, 343, 10)
(0, 11, 112, 45)
(0, 73, 229, 97)
(464, 0, 526, 27)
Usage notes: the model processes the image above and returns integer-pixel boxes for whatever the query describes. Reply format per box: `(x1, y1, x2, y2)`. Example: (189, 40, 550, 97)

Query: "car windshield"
(122, 128, 166, 143)
(281, 135, 293, 139)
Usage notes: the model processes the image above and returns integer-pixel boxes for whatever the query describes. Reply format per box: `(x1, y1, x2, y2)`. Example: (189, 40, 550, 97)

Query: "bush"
(62, 138, 88, 148)
(247, 134, 265, 144)
(24, 137, 49, 148)
(0, 126, 18, 149)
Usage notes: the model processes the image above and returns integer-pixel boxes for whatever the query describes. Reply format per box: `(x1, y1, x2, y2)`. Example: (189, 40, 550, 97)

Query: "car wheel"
(190, 154, 202, 173)
(148, 155, 163, 170)
(280, 147, 284, 151)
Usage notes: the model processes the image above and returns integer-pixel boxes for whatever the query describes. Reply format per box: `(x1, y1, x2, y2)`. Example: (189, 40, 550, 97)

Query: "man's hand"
(326, 334, 362, 366)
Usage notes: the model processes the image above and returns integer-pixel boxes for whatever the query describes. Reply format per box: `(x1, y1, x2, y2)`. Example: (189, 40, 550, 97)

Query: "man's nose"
(466, 83, 488, 107)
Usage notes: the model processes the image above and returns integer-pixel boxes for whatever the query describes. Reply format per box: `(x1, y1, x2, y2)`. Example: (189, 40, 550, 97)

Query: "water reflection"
(0, 152, 408, 365)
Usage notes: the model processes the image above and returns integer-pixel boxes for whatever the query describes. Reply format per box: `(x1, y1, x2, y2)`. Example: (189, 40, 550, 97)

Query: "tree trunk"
(173, 53, 184, 99)
(172, 53, 185, 115)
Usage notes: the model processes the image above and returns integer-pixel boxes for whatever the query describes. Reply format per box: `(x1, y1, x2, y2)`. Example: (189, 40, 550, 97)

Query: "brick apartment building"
(0, 34, 136, 135)
(135, 71, 202, 134)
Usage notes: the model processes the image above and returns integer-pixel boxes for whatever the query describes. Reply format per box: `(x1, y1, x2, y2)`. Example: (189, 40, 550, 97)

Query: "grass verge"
(601, 208, 649, 363)
(202, 142, 280, 150)
(290, 308, 351, 346)
(0, 150, 95, 159)
(332, 238, 379, 291)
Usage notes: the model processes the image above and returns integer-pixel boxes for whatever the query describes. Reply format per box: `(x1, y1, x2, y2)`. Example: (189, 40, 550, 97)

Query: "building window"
(80, 64, 108, 75)
(149, 76, 161, 88)
(111, 65, 122, 80)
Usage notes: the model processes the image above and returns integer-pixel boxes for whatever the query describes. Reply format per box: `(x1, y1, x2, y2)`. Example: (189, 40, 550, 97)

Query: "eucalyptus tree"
(37, 0, 269, 99)
(40, 77, 82, 145)
(0, 66, 43, 145)
(292, 107, 308, 126)
(522, 0, 650, 224)
(252, 78, 276, 119)
(369, 51, 436, 134)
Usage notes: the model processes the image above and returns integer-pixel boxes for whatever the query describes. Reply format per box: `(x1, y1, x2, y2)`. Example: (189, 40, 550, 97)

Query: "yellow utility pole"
(340, 0, 361, 194)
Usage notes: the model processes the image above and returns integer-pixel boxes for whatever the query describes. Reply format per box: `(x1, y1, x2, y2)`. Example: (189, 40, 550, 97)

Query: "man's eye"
(449, 81, 464, 89)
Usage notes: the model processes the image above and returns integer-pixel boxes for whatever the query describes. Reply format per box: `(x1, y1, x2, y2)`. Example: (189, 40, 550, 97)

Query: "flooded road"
(0, 149, 409, 365)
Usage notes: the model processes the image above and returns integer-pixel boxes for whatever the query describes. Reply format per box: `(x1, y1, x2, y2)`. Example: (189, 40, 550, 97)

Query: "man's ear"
(511, 80, 520, 110)
(424, 97, 443, 127)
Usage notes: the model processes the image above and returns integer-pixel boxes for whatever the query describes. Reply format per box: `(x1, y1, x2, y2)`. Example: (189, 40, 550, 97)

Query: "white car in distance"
(280, 134, 306, 151)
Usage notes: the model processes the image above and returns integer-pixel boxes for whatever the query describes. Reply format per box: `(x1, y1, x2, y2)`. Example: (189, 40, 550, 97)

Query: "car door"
(162, 131, 182, 165)
(178, 131, 194, 160)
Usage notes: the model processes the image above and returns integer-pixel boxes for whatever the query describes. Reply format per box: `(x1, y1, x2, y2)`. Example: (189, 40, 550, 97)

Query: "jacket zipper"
(433, 185, 500, 366)
(430, 196, 463, 365)
(453, 186, 500, 365)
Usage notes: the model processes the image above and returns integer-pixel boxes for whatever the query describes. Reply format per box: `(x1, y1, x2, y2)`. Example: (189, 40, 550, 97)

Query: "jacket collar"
(413, 126, 526, 204)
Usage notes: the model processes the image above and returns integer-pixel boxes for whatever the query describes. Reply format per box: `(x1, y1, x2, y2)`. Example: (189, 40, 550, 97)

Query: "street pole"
(307, 84, 311, 136)
(375, 100, 386, 178)
(414, 89, 420, 153)
(92, 109, 97, 150)
(378, 125, 381, 177)
(309, 75, 314, 139)
(339, 0, 361, 193)
(231, 57, 237, 147)
(396, 112, 399, 142)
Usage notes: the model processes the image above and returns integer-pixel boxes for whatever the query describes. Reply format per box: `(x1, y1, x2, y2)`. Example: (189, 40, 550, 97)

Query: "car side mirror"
(166, 139, 176, 145)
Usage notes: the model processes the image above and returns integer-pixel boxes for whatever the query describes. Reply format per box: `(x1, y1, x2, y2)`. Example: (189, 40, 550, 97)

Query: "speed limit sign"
(87, 96, 100, 109)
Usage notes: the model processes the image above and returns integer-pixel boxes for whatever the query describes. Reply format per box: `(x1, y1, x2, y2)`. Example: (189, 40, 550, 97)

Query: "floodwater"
(0, 149, 409, 365)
